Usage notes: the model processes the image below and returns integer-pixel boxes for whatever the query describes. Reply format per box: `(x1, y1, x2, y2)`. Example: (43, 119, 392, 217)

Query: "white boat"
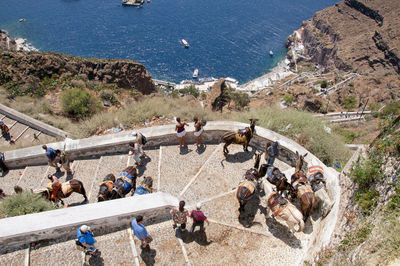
(19, 18, 25, 22)
(269, 50, 274, 56)
(193, 68, 199, 78)
(181, 39, 189, 48)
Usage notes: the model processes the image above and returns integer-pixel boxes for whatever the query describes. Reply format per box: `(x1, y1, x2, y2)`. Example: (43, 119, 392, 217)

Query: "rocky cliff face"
(0, 32, 156, 95)
(301, 0, 400, 75)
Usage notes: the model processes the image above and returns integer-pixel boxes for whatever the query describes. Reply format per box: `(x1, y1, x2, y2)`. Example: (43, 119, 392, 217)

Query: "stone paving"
(0, 115, 56, 148)
(0, 143, 321, 265)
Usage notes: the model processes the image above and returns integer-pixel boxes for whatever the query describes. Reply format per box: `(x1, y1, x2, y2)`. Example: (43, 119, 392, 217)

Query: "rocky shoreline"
(0, 30, 38, 52)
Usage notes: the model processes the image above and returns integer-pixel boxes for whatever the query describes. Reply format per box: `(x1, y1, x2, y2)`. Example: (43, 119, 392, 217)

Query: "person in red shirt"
(189, 203, 209, 233)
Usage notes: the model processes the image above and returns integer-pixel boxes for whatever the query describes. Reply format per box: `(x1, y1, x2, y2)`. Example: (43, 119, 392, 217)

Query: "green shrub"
(231, 92, 250, 109)
(350, 155, 384, 191)
(333, 127, 365, 143)
(342, 96, 357, 110)
(200, 91, 207, 101)
(379, 101, 400, 119)
(61, 88, 102, 119)
(171, 89, 179, 98)
(99, 89, 120, 106)
(4, 81, 22, 97)
(320, 80, 328, 88)
(338, 222, 373, 252)
(283, 94, 294, 105)
(180, 85, 199, 98)
(0, 192, 56, 217)
(41, 74, 59, 92)
(355, 189, 379, 214)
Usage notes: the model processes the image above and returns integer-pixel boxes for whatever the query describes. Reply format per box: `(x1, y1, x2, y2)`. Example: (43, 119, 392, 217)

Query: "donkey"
(110, 166, 138, 199)
(262, 178, 305, 232)
(221, 119, 258, 156)
(291, 152, 316, 221)
(236, 151, 263, 212)
(98, 174, 116, 202)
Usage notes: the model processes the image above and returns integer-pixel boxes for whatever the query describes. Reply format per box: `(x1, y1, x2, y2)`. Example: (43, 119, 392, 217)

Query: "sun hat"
(196, 202, 202, 210)
(80, 225, 90, 233)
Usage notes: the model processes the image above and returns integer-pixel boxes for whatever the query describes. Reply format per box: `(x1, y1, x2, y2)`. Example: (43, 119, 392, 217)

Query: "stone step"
(93, 229, 134, 265)
(136, 220, 187, 266)
(0, 246, 26, 266)
(181, 144, 255, 206)
(158, 144, 219, 199)
(0, 168, 24, 195)
(8, 122, 28, 140)
(17, 165, 50, 191)
(29, 239, 82, 266)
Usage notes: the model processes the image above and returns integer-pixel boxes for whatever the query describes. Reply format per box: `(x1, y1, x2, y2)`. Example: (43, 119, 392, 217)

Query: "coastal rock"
(0, 49, 156, 95)
(300, 0, 400, 75)
(206, 78, 230, 112)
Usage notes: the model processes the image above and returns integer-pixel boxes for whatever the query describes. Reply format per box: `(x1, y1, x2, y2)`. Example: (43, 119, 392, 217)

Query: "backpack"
(201, 120, 207, 126)
(141, 134, 147, 145)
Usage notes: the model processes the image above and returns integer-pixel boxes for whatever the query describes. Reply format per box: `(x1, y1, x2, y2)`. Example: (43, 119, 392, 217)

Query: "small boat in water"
(269, 50, 274, 56)
(181, 39, 189, 48)
(193, 69, 199, 79)
(18, 18, 25, 22)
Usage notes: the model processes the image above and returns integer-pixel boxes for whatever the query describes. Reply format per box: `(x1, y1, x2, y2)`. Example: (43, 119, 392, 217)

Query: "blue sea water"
(0, 0, 337, 84)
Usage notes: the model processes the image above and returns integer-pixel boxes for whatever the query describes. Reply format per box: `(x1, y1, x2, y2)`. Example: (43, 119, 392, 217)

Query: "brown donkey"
(221, 119, 258, 156)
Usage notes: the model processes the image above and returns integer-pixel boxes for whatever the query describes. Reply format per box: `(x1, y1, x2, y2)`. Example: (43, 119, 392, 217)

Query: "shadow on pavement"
(140, 247, 157, 266)
(179, 229, 213, 246)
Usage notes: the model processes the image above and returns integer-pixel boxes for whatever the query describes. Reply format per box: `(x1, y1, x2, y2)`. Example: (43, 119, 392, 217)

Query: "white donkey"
(308, 163, 334, 218)
(262, 177, 304, 232)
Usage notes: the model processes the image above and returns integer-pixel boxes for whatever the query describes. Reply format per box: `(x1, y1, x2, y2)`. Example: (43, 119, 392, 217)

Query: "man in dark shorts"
(189, 203, 209, 232)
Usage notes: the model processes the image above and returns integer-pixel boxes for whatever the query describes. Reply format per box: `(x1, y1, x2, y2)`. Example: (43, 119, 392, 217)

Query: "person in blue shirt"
(77, 225, 97, 253)
(131, 215, 153, 249)
(42, 145, 61, 172)
(265, 141, 279, 167)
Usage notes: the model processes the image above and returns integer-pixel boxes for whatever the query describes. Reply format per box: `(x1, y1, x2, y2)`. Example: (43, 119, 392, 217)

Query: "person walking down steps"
(189, 203, 209, 233)
(43, 145, 61, 172)
(170, 200, 189, 233)
(132, 215, 153, 250)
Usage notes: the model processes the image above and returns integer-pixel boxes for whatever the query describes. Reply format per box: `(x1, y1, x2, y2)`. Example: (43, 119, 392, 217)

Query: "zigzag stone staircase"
(0, 122, 340, 265)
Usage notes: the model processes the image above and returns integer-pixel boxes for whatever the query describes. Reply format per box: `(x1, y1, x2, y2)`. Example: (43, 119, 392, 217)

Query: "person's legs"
(63, 162, 72, 174)
(49, 160, 60, 171)
(178, 137, 183, 148)
(199, 221, 204, 232)
(190, 222, 197, 233)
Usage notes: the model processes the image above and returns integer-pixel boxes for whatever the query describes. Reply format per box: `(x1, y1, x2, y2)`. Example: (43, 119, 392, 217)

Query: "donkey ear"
(304, 153, 308, 158)
(296, 151, 299, 157)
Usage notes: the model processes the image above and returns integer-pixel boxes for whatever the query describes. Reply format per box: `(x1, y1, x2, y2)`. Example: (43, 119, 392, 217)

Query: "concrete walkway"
(0, 143, 330, 265)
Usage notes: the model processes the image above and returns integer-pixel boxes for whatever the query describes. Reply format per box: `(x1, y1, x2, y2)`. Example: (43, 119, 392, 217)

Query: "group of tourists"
(175, 117, 205, 149)
(77, 203, 209, 255)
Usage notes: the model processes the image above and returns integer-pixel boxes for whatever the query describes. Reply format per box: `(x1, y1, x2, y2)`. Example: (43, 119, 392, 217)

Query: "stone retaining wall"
(0, 103, 68, 138)
(0, 192, 178, 248)
(4, 121, 310, 170)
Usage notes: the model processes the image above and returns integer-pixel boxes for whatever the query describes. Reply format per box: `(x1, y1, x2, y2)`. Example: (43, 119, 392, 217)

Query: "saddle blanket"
(61, 182, 73, 195)
(238, 180, 256, 194)
(133, 186, 149, 196)
(235, 132, 247, 143)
